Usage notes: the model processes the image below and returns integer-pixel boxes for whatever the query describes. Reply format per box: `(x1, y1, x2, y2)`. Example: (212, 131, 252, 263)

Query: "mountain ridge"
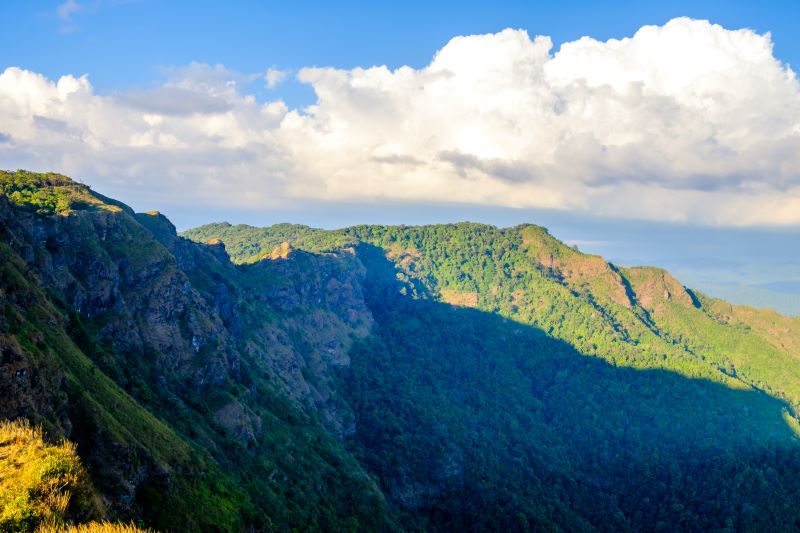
(3, 169, 800, 531)
(184, 220, 800, 398)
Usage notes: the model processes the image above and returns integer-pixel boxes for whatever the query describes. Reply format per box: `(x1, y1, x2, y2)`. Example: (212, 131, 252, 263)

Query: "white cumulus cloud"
(2, 17, 800, 225)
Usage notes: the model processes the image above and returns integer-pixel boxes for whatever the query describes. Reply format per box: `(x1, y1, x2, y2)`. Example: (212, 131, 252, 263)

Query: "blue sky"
(4, 1, 800, 105)
(1, 0, 799, 314)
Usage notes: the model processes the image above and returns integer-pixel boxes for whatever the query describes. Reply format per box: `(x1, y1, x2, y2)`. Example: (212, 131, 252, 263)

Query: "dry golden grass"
(36, 522, 153, 533)
(0, 420, 102, 532)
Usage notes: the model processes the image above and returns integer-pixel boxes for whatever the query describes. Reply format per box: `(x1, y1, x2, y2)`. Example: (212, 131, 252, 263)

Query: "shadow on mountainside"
(335, 243, 800, 532)
(4, 171, 800, 533)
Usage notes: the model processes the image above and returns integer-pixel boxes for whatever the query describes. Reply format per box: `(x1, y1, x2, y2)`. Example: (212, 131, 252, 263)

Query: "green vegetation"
(0, 172, 395, 532)
(188, 221, 800, 409)
(339, 245, 800, 529)
(0, 420, 150, 532)
(184, 222, 356, 263)
(0, 171, 122, 215)
(5, 171, 800, 530)
(187, 220, 800, 530)
(0, 240, 250, 531)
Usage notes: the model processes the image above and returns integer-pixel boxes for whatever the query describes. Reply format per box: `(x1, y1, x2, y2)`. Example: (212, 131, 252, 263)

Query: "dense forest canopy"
(185, 220, 800, 530)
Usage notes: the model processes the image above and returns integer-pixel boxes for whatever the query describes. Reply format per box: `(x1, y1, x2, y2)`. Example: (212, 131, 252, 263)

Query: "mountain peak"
(0, 169, 131, 216)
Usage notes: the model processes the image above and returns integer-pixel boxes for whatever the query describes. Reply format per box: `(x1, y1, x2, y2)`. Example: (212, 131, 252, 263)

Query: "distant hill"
(3, 170, 800, 531)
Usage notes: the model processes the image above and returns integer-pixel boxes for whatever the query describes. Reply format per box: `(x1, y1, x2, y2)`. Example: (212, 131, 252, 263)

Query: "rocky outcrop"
(521, 225, 633, 308)
(0, 174, 391, 530)
(624, 266, 696, 312)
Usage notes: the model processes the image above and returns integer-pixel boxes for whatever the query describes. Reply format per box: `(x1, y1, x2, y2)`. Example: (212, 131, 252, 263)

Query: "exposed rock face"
(520, 225, 633, 308)
(212, 400, 261, 445)
(235, 247, 374, 435)
(625, 266, 695, 312)
(1, 196, 239, 392)
(268, 241, 292, 259)
(0, 179, 387, 529)
(2, 189, 376, 419)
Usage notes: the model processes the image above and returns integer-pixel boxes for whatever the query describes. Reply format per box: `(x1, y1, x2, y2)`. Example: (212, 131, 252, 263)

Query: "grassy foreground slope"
(0, 419, 151, 533)
(0, 420, 99, 531)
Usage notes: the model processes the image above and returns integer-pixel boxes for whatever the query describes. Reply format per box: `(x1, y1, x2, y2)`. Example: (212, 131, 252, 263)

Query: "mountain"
(3, 170, 800, 531)
(0, 171, 393, 532)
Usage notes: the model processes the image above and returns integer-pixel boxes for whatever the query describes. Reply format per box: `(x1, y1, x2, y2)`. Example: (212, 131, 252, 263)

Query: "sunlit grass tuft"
(36, 522, 154, 532)
(0, 419, 102, 532)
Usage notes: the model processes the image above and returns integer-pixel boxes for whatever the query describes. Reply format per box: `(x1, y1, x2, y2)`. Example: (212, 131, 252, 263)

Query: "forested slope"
(186, 221, 800, 530)
(2, 170, 800, 531)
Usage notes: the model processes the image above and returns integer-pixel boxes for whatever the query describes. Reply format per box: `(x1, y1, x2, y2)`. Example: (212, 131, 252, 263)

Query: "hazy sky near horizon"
(0, 0, 799, 313)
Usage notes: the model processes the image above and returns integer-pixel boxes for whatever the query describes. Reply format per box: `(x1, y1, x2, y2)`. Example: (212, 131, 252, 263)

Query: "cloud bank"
(2, 17, 800, 225)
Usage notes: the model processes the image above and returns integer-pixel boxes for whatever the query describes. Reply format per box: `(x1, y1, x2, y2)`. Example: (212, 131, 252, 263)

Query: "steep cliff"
(0, 171, 393, 531)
